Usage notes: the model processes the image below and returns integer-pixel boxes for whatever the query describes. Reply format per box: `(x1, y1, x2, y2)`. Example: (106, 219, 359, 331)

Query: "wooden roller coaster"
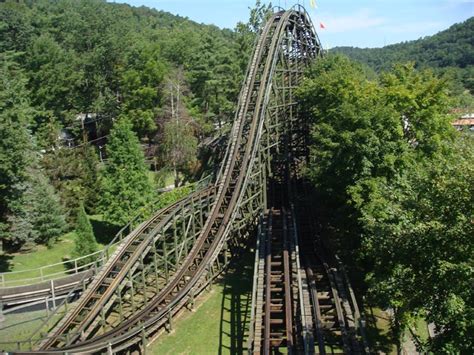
(0, 6, 369, 354)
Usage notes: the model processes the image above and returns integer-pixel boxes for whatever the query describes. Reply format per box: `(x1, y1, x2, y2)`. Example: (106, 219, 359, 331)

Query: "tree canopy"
(297, 54, 473, 352)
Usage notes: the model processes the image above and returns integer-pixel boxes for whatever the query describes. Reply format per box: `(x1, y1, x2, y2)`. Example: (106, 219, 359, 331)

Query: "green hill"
(334, 17, 474, 92)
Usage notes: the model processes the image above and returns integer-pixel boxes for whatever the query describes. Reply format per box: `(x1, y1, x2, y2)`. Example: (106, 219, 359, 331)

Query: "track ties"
(252, 208, 295, 354)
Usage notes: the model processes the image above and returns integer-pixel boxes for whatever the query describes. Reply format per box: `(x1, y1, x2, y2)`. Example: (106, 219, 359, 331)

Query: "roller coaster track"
(0, 6, 364, 354)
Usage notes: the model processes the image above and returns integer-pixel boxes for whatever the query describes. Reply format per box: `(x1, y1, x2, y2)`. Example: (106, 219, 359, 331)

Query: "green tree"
(99, 119, 154, 225)
(6, 146, 67, 249)
(72, 202, 98, 266)
(119, 40, 167, 136)
(298, 54, 468, 351)
(25, 34, 81, 126)
(358, 137, 473, 353)
(297, 55, 408, 253)
(27, 166, 67, 246)
(42, 144, 100, 223)
(0, 53, 35, 252)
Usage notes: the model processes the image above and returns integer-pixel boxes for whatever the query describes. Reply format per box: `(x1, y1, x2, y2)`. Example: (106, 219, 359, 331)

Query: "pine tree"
(6, 181, 37, 250)
(99, 119, 154, 225)
(42, 144, 100, 224)
(0, 53, 35, 252)
(72, 203, 98, 266)
(28, 167, 67, 246)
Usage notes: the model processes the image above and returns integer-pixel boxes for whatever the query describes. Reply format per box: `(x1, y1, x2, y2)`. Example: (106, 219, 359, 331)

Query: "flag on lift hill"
(320, 22, 326, 29)
(309, 0, 317, 8)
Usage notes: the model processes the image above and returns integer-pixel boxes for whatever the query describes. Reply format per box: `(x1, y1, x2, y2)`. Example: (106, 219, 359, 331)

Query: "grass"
(150, 252, 254, 354)
(413, 317, 429, 342)
(0, 308, 50, 345)
(0, 215, 119, 285)
(0, 309, 48, 346)
(0, 232, 78, 283)
(0, 306, 67, 350)
(364, 307, 398, 355)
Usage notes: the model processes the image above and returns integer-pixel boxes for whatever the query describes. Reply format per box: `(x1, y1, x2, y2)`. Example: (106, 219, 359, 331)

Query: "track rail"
(251, 208, 296, 354)
(5, 6, 322, 354)
(296, 185, 369, 355)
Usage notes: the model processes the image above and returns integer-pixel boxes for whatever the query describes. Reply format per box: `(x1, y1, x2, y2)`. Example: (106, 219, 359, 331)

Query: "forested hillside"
(0, 0, 271, 252)
(334, 17, 474, 94)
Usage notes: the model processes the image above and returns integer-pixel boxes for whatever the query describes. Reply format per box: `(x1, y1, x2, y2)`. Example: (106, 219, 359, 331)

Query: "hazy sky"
(110, 0, 474, 48)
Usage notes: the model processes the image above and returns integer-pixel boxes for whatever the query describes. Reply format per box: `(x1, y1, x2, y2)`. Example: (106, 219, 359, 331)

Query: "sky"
(110, 0, 474, 48)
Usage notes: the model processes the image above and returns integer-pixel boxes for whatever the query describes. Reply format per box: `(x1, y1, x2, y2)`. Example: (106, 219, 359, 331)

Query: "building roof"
(452, 118, 474, 126)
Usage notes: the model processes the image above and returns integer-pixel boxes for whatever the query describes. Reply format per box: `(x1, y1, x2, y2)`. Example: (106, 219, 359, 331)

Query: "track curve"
(8, 6, 322, 354)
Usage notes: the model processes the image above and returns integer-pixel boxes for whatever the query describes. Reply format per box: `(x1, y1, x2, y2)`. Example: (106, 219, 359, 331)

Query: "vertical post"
(199, 196, 204, 228)
(140, 256, 147, 306)
(163, 239, 169, 282)
(141, 326, 147, 355)
(189, 289, 195, 311)
(130, 275, 136, 313)
(50, 279, 56, 309)
(117, 288, 123, 322)
(0, 301, 4, 323)
(74, 259, 78, 274)
(152, 244, 160, 291)
(167, 310, 173, 332)
(100, 306, 106, 330)
(173, 216, 178, 265)
(45, 296, 49, 317)
(224, 242, 228, 266)
(107, 342, 113, 355)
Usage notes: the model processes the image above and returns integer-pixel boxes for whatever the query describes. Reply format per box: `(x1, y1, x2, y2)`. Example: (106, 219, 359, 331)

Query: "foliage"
(155, 185, 195, 211)
(72, 203, 98, 266)
(0, 54, 33, 206)
(358, 137, 473, 353)
(98, 119, 154, 225)
(298, 54, 471, 352)
(27, 166, 67, 246)
(0, 0, 247, 136)
(119, 40, 167, 136)
(161, 120, 198, 187)
(0, 0, 254, 230)
(42, 145, 100, 223)
(334, 17, 474, 95)
(4, 158, 67, 249)
(1, 53, 66, 250)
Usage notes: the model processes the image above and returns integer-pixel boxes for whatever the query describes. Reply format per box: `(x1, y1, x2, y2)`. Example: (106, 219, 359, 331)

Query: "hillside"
(334, 17, 474, 92)
(0, 0, 266, 252)
(0, 0, 247, 140)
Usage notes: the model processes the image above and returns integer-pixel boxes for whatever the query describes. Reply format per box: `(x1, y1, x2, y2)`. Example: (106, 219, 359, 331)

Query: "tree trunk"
(174, 166, 179, 188)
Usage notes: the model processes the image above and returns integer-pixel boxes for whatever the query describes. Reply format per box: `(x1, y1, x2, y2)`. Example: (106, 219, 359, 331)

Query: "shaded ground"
(364, 307, 397, 354)
(150, 252, 254, 354)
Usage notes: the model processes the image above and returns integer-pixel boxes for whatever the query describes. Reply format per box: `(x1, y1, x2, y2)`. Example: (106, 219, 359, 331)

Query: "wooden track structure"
(0, 6, 366, 354)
